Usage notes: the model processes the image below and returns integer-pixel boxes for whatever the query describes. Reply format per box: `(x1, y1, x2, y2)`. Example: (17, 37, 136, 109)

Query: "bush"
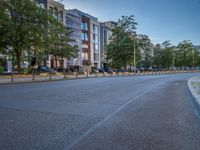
(0, 66, 4, 73)
(23, 68, 32, 74)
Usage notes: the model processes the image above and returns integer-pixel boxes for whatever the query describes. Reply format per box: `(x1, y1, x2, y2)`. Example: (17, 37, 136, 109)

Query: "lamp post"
(172, 47, 175, 72)
(133, 38, 136, 75)
(134, 39, 136, 70)
(192, 50, 194, 70)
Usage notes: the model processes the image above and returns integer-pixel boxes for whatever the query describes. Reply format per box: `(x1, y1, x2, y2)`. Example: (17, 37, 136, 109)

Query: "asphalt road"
(0, 73, 200, 150)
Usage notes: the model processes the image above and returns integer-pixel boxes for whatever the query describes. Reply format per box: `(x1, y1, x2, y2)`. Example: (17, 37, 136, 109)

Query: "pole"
(173, 48, 175, 72)
(193, 50, 194, 70)
(76, 70, 78, 78)
(32, 67, 35, 80)
(11, 69, 14, 82)
(134, 39, 136, 70)
(133, 38, 136, 75)
(11, 58, 14, 82)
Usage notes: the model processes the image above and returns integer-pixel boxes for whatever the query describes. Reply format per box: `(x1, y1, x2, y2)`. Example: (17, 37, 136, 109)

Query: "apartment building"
(65, 9, 101, 72)
(37, 0, 66, 69)
(65, 9, 82, 71)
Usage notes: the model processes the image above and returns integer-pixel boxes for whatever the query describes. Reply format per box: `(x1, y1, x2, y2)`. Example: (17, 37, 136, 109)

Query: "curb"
(187, 77, 200, 106)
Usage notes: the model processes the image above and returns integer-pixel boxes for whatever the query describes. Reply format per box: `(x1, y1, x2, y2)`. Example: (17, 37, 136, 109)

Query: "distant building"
(99, 21, 116, 70)
(48, 0, 65, 24)
(36, 0, 48, 9)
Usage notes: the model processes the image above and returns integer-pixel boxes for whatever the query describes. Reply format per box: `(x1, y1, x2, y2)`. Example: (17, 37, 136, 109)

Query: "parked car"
(38, 66, 56, 73)
(95, 68, 104, 73)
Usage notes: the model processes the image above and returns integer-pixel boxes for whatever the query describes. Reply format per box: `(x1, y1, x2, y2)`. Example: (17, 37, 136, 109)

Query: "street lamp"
(134, 38, 136, 70)
(192, 49, 194, 70)
(172, 47, 175, 71)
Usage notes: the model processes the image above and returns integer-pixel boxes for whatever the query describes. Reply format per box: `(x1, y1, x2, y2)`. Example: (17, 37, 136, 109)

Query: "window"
(93, 43, 99, 52)
(40, 3, 45, 9)
(94, 53, 99, 61)
(81, 22, 88, 31)
(93, 25, 98, 34)
(53, 9, 58, 20)
(93, 34, 98, 43)
(104, 30, 108, 45)
(66, 19, 73, 26)
(81, 33, 88, 41)
(58, 11, 63, 22)
(49, 7, 53, 15)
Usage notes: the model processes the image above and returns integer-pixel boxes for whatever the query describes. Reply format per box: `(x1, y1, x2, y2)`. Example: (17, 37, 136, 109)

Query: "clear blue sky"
(61, 0, 200, 45)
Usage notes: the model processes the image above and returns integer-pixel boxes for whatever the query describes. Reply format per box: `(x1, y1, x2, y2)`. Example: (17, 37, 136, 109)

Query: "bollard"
(76, 71, 78, 78)
(32, 68, 35, 80)
(49, 72, 52, 80)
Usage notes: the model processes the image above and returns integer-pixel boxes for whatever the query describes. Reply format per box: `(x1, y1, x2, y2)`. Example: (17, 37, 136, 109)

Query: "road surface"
(0, 73, 200, 150)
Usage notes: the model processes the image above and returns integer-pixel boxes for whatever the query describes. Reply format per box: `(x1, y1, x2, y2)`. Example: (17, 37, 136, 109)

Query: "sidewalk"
(188, 76, 200, 106)
(0, 72, 121, 84)
(0, 70, 199, 85)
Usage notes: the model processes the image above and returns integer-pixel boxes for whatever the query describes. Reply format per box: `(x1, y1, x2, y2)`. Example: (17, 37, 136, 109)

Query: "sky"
(61, 0, 200, 45)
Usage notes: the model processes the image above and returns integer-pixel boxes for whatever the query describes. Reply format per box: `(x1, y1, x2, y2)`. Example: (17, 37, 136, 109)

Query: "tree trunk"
(55, 56, 58, 71)
(62, 58, 64, 72)
(16, 50, 21, 74)
(62, 58, 66, 77)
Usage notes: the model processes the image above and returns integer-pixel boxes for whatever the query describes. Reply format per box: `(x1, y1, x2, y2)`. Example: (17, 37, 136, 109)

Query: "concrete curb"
(187, 77, 200, 107)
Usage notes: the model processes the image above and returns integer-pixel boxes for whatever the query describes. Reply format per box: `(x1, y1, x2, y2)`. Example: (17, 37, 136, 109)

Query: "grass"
(191, 79, 200, 95)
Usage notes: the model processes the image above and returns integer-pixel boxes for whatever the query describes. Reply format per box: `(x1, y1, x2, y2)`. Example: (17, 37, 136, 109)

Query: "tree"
(153, 44, 162, 68)
(160, 41, 173, 69)
(106, 15, 138, 69)
(138, 34, 153, 69)
(47, 19, 78, 71)
(0, 0, 49, 73)
(176, 40, 198, 69)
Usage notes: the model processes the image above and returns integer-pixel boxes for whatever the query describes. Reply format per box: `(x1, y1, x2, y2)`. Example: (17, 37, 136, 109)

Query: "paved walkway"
(188, 76, 200, 106)
(0, 71, 199, 84)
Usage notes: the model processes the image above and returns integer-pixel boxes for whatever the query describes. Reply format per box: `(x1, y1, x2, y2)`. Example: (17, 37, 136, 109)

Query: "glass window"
(40, 3, 45, 9)
(81, 33, 88, 41)
(85, 23, 88, 30)
(93, 34, 98, 43)
(53, 8, 58, 20)
(81, 33, 85, 40)
(49, 7, 53, 15)
(58, 11, 63, 22)
(93, 25, 98, 34)
(104, 30, 108, 45)
(93, 43, 99, 52)
(81, 22, 88, 31)
(93, 53, 99, 61)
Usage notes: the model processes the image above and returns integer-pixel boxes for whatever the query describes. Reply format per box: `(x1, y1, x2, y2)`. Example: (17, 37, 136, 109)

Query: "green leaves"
(106, 15, 138, 69)
(0, 0, 51, 72)
(0, 0, 78, 72)
(176, 40, 199, 68)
